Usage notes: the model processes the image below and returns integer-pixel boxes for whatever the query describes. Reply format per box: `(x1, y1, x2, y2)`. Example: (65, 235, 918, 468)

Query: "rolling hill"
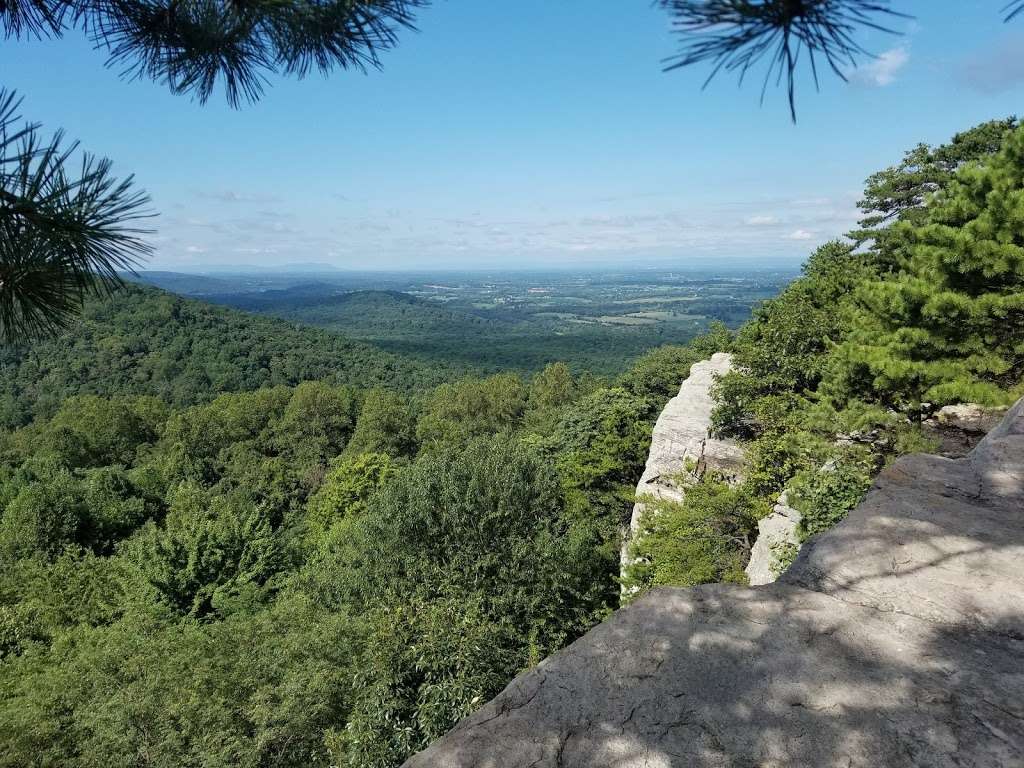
(211, 286, 706, 374)
(0, 285, 458, 429)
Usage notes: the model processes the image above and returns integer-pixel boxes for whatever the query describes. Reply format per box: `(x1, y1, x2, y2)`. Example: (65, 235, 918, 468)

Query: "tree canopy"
(0, 302, 730, 765)
(826, 124, 1024, 412)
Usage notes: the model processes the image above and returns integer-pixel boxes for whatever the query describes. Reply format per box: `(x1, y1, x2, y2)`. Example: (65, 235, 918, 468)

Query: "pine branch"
(0, 0, 72, 38)
(1, 0, 429, 107)
(0, 89, 154, 343)
(659, 0, 908, 121)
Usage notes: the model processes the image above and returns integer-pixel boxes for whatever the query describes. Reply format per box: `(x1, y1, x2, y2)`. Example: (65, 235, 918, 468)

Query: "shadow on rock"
(403, 399, 1024, 767)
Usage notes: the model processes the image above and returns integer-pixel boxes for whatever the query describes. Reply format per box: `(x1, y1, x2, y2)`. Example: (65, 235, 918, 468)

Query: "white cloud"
(155, 191, 863, 269)
(851, 46, 909, 87)
(196, 189, 280, 204)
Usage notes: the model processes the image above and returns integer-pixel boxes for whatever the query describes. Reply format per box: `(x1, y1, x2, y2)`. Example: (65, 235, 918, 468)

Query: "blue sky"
(3, 0, 1023, 270)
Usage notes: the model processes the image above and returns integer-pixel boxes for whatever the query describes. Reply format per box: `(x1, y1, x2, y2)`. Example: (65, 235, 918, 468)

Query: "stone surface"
(403, 398, 1024, 768)
(934, 403, 1008, 433)
(621, 353, 744, 572)
(786, 396, 1024, 634)
(745, 491, 802, 586)
(923, 402, 1009, 458)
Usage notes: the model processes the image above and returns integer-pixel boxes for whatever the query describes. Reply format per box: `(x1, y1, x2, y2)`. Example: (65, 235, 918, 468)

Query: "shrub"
(790, 452, 874, 539)
(623, 479, 765, 595)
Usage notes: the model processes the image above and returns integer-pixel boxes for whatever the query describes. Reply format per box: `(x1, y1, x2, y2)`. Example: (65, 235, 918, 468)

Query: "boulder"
(933, 402, 1008, 433)
(923, 402, 1009, 458)
(621, 353, 743, 575)
(403, 397, 1024, 768)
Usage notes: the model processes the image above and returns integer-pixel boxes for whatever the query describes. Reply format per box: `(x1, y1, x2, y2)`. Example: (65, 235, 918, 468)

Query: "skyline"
(3, 0, 1023, 269)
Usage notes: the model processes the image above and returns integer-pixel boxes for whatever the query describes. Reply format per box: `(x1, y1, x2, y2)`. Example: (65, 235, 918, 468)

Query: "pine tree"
(850, 117, 1019, 260)
(824, 125, 1024, 413)
(0, 91, 153, 342)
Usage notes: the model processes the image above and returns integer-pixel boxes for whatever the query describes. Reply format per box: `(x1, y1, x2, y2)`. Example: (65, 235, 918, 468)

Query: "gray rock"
(934, 403, 1008, 434)
(403, 398, 1024, 768)
(621, 353, 744, 575)
(784, 396, 1024, 634)
(923, 402, 1009, 458)
(745, 493, 802, 586)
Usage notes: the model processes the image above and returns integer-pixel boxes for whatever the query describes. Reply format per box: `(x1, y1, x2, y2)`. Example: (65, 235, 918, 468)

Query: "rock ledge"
(403, 397, 1024, 768)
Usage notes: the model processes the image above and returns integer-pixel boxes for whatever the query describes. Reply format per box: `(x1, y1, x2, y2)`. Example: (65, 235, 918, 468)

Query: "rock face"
(621, 353, 743, 573)
(744, 491, 802, 586)
(403, 397, 1024, 768)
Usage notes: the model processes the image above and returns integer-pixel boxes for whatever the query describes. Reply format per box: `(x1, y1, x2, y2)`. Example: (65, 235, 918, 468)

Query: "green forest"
(0, 286, 459, 430)
(182, 271, 786, 375)
(1, 118, 1023, 768)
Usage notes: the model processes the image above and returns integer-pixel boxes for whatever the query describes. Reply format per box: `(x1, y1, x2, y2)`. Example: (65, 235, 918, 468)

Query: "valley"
(131, 268, 794, 374)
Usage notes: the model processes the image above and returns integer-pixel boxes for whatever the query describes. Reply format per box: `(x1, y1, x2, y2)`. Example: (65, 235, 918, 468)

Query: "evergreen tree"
(0, 91, 152, 342)
(851, 117, 1019, 259)
(825, 126, 1024, 413)
(0, 0, 425, 107)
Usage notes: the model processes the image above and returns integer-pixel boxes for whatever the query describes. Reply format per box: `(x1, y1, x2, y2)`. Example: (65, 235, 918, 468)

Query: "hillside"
(0, 285, 455, 429)
(209, 284, 749, 374)
(218, 287, 509, 340)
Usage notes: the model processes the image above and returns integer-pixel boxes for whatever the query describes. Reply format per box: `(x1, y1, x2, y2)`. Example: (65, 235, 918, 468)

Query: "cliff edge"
(621, 352, 744, 574)
(403, 396, 1024, 767)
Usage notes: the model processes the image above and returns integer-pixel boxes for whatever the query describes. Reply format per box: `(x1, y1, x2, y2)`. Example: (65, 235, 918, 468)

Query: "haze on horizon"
(3, 0, 1022, 271)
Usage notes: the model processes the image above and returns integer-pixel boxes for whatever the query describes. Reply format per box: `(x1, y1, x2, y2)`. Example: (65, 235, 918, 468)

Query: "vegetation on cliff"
(628, 118, 1024, 593)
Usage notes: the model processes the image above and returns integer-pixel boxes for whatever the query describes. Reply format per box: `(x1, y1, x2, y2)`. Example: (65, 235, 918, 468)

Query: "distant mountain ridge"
(123, 271, 249, 295)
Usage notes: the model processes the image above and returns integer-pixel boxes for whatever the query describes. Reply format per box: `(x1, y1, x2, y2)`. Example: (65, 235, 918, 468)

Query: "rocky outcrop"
(621, 353, 743, 573)
(403, 397, 1024, 768)
(924, 402, 1009, 458)
(744, 490, 802, 586)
